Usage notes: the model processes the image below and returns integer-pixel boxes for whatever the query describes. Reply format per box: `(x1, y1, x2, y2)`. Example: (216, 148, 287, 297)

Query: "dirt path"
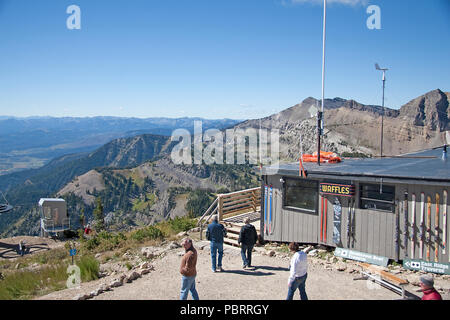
(38, 241, 412, 300)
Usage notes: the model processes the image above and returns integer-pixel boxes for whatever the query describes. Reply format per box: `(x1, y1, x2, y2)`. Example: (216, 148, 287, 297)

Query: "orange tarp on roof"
(301, 151, 342, 163)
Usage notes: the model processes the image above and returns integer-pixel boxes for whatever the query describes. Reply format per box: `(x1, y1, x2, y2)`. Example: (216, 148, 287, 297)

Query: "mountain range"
(236, 88, 449, 160)
(0, 116, 240, 175)
(0, 88, 448, 237)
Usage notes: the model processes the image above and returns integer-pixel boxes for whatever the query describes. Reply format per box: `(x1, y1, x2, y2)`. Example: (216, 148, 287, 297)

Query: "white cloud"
(288, 0, 369, 6)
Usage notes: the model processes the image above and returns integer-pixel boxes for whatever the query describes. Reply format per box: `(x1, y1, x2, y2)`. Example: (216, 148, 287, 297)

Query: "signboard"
(320, 183, 355, 197)
(70, 249, 77, 257)
(334, 247, 389, 267)
(403, 259, 450, 275)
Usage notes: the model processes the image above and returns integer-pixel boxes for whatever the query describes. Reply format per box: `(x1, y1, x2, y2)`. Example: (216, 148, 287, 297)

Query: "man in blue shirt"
(206, 215, 227, 272)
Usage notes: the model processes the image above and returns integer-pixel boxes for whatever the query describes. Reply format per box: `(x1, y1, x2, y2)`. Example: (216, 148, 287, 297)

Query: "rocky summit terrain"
(34, 231, 450, 301)
(236, 89, 449, 160)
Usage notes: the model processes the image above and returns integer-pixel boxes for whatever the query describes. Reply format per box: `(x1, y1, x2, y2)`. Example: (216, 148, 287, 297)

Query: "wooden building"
(260, 147, 449, 266)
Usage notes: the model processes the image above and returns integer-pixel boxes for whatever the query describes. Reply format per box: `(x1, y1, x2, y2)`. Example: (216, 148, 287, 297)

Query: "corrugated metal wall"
(261, 174, 450, 262)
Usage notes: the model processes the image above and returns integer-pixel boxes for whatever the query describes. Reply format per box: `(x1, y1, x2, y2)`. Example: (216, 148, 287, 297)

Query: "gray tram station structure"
(260, 147, 449, 266)
(38, 198, 70, 237)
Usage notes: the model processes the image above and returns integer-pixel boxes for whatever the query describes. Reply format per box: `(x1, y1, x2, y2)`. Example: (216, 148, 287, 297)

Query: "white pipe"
(321, 0, 327, 115)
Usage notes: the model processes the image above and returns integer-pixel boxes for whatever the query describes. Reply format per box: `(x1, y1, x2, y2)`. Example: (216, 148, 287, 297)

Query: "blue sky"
(0, 0, 448, 119)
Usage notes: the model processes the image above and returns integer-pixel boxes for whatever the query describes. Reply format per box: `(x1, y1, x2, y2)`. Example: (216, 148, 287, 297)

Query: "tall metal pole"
(381, 71, 385, 158)
(318, 0, 327, 166)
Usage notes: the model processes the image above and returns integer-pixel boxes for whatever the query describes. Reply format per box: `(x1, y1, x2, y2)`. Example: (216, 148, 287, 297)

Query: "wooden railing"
(197, 187, 261, 239)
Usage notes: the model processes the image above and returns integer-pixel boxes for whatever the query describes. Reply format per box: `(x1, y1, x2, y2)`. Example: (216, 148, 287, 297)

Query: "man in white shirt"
(286, 242, 308, 300)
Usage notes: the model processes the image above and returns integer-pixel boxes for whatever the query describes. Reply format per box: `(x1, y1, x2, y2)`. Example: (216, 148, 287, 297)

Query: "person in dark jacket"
(420, 275, 442, 300)
(179, 238, 199, 300)
(206, 215, 227, 272)
(238, 218, 258, 269)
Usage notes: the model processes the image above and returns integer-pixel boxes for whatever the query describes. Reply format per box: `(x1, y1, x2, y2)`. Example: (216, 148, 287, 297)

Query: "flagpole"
(318, 0, 327, 165)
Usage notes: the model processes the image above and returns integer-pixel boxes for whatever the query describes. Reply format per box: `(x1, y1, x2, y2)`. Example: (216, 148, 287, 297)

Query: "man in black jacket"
(238, 218, 258, 269)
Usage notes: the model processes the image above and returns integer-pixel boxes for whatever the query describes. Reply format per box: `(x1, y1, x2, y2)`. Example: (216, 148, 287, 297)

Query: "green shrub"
(84, 237, 100, 251)
(168, 216, 197, 233)
(77, 255, 99, 282)
(131, 225, 164, 242)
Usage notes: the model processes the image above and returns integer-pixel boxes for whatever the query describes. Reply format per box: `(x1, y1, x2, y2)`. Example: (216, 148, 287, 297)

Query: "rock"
(347, 267, 358, 274)
(90, 290, 100, 297)
(177, 231, 188, 238)
(169, 241, 182, 249)
(189, 227, 201, 233)
(139, 268, 152, 275)
(390, 269, 402, 275)
(126, 271, 141, 283)
(110, 280, 123, 288)
(95, 253, 102, 259)
(308, 249, 318, 257)
(98, 284, 110, 292)
(141, 247, 165, 259)
(177, 251, 185, 257)
(335, 263, 347, 272)
(73, 293, 91, 300)
(119, 273, 127, 284)
(268, 250, 276, 257)
(139, 262, 150, 270)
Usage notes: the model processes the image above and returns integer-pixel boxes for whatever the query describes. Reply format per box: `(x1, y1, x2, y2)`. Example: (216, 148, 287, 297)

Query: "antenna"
(318, 0, 327, 165)
(375, 62, 389, 158)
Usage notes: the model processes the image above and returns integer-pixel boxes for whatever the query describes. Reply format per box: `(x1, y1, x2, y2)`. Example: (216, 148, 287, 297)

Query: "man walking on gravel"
(180, 238, 199, 300)
(238, 217, 258, 269)
(286, 242, 308, 300)
(206, 215, 227, 272)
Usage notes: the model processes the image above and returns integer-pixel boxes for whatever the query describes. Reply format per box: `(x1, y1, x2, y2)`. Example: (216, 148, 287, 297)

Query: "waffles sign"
(320, 183, 355, 197)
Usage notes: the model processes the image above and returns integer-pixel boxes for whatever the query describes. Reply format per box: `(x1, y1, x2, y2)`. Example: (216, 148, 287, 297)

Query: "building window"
(284, 178, 318, 213)
(360, 183, 395, 212)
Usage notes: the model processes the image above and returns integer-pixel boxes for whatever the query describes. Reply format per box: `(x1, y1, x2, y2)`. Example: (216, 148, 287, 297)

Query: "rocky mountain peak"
(399, 89, 449, 131)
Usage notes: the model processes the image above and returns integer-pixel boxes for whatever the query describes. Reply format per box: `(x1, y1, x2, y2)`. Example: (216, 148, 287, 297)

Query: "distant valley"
(0, 116, 240, 175)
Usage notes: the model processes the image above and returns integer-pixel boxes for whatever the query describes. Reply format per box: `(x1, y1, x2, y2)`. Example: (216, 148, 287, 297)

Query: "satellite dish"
(0, 191, 13, 214)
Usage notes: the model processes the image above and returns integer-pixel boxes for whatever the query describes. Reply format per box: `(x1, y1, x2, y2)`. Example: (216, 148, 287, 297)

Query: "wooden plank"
(222, 193, 255, 204)
(224, 237, 240, 247)
(223, 200, 254, 210)
(358, 262, 408, 285)
(221, 188, 260, 199)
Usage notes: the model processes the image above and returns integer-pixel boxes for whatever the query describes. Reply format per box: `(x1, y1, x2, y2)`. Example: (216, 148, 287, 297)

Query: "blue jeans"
(180, 276, 199, 300)
(210, 241, 223, 271)
(241, 244, 254, 267)
(286, 274, 308, 300)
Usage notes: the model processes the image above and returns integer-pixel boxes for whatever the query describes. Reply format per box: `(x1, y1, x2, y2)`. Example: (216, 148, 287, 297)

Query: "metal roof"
(262, 148, 450, 185)
(38, 198, 66, 206)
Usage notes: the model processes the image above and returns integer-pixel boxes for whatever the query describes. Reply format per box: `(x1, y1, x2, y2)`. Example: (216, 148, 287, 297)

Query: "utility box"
(38, 198, 70, 237)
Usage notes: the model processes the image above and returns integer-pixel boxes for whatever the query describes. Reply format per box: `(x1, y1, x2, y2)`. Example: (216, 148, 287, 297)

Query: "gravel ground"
(37, 240, 422, 300)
